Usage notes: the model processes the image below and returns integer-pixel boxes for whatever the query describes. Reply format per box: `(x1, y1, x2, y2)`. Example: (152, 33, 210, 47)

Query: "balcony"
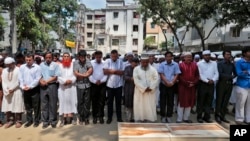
(94, 18, 105, 24)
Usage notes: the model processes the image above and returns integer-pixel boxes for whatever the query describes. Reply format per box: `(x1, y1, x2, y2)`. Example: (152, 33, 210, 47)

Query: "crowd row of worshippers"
(0, 48, 247, 129)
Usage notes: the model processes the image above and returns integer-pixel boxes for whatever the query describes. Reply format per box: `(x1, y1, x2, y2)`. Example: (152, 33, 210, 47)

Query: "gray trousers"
(40, 83, 58, 125)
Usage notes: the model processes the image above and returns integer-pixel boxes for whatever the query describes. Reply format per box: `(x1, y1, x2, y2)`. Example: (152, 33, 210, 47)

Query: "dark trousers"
(107, 86, 122, 120)
(160, 83, 175, 118)
(40, 83, 58, 125)
(197, 81, 214, 120)
(23, 86, 41, 123)
(215, 80, 233, 118)
(77, 87, 91, 121)
(91, 83, 106, 118)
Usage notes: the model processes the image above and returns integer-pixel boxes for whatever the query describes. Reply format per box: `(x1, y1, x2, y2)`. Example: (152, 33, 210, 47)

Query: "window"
(112, 39, 119, 46)
(113, 25, 119, 31)
(87, 32, 92, 37)
(87, 15, 93, 20)
(133, 25, 138, 32)
(151, 22, 155, 28)
(113, 12, 119, 18)
(98, 38, 104, 45)
(133, 12, 139, 18)
(87, 41, 92, 47)
(87, 24, 92, 29)
(230, 27, 241, 37)
(133, 39, 138, 45)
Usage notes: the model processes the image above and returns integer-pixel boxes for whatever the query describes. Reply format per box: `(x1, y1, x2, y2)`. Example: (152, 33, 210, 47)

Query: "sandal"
(5, 121, 14, 129)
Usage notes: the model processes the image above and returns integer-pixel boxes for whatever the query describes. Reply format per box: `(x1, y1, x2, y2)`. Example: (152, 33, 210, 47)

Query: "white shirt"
(104, 58, 124, 88)
(197, 59, 219, 83)
(89, 59, 107, 83)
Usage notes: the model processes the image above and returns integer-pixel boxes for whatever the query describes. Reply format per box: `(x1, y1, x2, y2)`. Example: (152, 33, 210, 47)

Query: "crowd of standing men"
(0, 47, 249, 129)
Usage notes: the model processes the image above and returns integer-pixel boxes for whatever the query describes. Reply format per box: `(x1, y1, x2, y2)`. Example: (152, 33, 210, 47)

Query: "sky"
(79, 0, 135, 9)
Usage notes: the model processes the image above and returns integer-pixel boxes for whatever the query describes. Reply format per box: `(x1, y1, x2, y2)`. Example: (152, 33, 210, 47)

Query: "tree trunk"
(10, 0, 17, 54)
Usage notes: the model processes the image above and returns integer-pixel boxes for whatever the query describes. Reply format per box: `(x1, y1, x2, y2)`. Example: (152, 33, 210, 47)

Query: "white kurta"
(1, 67, 25, 113)
(58, 63, 77, 115)
(133, 65, 159, 121)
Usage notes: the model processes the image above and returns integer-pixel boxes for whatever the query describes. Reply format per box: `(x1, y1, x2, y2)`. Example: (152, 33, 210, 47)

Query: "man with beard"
(19, 53, 41, 128)
(2, 57, 25, 128)
(89, 51, 107, 124)
(197, 50, 219, 123)
(58, 52, 77, 127)
(73, 50, 93, 125)
(40, 52, 60, 128)
(177, 52, 199, 123)
(133, 55, 159, 122)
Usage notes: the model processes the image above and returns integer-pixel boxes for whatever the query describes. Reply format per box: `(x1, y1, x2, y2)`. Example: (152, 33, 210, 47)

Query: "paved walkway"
(0, 105, 236, 141)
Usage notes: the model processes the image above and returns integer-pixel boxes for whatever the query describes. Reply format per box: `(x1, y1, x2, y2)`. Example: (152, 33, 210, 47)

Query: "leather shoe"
(106, 119, 112, 124)
(42, 124, 49, 129)
(51, 124, 56, 128)
(203, 118, 213, 123)
(117, 119, 123, 122)
(93, 118, 97, 124)
(33, 122, 39, 127)
(197, 118, 203, 123)
(99, 118, 104, 124)
(183, 120, 192, 123)
(221, 118, 230, 123)
(24, 122, 33, 128)
(215, 116, 221, 124)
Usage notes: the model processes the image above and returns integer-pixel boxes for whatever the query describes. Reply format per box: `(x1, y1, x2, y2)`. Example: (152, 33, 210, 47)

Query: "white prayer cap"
(140, 54, 149, 60)
(126, 52, 133, 56)
(234, 57, 241, 62)
(217, 54, 223, 59)
(160, 55, 165, 58)
(194, 54, 200, 59)
(202, 50, 211, 55)
(4, 57, 15, 64)
(183, 52, 192, 56)
(210, 53, 216, 58)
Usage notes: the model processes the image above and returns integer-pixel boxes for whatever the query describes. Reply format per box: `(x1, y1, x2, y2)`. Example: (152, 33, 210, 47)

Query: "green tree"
(218, 1, 250, 28)
(41, 0, 78, 44)
(139, 0, 224, 52)
(144, 36, 156, 50)
(139, 0, 186, 52)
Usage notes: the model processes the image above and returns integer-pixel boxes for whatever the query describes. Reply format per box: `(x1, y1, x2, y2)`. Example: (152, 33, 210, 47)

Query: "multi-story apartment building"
(76, 0, 144, 55)
(84, 9, 106, 54)
(105, 0, 144, 55)
(145, 18, 174, 51)
(177, 18, 250, 52)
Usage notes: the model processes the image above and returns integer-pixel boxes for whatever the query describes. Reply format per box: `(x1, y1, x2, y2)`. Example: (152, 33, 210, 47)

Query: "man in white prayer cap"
(194, 54, 200, 63)
(133, 55, 159, 122)
(196, 50, 219, 123)
(1, 57, 25, 128)
(177, 52, 199, 123)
